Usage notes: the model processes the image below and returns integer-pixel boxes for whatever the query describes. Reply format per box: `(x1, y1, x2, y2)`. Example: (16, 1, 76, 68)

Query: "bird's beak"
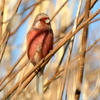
(45, 19, 50, 24)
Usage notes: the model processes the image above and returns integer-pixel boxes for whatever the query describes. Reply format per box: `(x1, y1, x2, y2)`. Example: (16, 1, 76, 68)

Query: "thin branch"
(10, 7, 35, 36)
(44, 36, 100, 89)
(55, 41, 70, 73)
(75, 1, 91, 100)
(89, 17, 100, 24)
(0, 0, 22, 63)
(58, 0, 83, 99)
(1, 1, 47, 24)
(9, 59, 50, 100)
(43, 9, 100, 70)
(13, 0, 22, 15)
(0, 0, 5, 39)
(44, 37, 100, 93)
(0, 60, 28, 91)
(1, 19, 10, 24)
(0, 1, 43, 47)
(51, 0, 69, 21)
(0, 32, 10, 63)
(18, 0, 49, 15)
(44, 68, 64, 88)
(0, 51, 26, 86)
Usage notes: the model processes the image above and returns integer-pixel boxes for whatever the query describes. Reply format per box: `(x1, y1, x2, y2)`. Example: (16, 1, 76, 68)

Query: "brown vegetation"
(0, 0, 100, 100)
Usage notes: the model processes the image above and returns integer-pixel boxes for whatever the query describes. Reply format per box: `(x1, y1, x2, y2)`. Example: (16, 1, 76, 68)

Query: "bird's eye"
(39, 19, 42, 21)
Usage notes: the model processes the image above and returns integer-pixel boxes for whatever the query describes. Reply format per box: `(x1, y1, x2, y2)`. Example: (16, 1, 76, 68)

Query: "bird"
(26, 13, 53, 99)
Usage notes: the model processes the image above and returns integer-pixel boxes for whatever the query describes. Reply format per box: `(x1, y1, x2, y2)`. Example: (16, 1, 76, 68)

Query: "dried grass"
(0, 0, 100, 100)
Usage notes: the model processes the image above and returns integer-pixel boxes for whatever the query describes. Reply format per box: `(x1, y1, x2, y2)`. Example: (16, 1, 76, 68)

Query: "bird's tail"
(36, 71, 44, 100)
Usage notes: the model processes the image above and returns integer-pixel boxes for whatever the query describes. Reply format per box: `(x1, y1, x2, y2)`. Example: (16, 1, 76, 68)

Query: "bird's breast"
(27, 31, 50, 65)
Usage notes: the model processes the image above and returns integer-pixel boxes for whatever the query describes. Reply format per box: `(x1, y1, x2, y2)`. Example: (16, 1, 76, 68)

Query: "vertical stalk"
(0, 0, 5, 39)
(58, 0, 83, 100)
(75, 0, 91, 100)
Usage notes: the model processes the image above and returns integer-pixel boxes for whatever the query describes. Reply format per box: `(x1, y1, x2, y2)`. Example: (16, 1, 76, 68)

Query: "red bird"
(26, 13, 53, 98)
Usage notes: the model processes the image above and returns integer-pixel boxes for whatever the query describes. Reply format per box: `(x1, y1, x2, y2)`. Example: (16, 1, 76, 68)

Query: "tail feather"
(36, 71, 44, 100)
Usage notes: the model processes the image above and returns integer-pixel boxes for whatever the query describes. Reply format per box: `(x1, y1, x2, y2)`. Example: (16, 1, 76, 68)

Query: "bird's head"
(33, 13, 51, 29)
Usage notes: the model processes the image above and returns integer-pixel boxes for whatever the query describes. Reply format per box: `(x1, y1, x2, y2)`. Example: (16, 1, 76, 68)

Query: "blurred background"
(0, 0, 100, 100)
